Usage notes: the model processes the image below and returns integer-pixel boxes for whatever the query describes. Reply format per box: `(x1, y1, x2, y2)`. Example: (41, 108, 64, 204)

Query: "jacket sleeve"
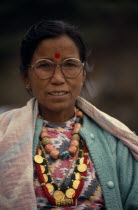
(116, 140, 138, 209)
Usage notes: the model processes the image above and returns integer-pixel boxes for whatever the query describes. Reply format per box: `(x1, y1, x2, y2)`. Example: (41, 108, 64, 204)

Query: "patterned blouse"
(34, 115, 105, 210)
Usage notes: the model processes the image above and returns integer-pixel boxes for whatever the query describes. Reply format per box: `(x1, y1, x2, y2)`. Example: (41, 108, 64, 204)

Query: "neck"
(39, 105, 75, 125)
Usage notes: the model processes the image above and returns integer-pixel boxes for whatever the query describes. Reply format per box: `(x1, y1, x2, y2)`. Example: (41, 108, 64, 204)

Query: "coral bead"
(68, 145, 78, 156)
(74, 123, 81, 129)
(76, 111, 83, 118)
(42, 126, 47, 132)
(70, 140, 79, 147)
(41, 131, 49, 138)
(73, 123, 81, 134)
(45, 144, 54, 153)
(50, 149, 60, 159)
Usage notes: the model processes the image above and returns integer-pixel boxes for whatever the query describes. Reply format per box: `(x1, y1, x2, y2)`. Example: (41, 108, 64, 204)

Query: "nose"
(50, 64, 65, 84)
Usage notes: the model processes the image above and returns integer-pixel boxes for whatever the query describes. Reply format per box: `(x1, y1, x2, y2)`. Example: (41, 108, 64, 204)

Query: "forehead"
(32, 35, 80, 61)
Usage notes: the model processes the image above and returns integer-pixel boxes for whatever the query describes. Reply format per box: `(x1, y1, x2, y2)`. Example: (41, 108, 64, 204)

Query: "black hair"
(20, 19, 87, 73)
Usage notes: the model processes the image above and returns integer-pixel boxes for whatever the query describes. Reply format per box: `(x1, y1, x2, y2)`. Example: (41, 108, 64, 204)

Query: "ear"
(20, 71, 33, 94)
(20, 71, 30, 86)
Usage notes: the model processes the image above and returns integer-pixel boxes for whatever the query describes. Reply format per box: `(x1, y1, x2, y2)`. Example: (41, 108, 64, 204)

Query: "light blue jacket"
(80, 114, 138, 210)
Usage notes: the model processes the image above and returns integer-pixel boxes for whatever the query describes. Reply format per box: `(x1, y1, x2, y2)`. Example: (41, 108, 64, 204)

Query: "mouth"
(48, 91, 68, 96)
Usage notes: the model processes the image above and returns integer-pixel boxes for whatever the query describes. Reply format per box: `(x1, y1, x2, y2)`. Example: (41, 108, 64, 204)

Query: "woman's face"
(24, 35, 85, 117)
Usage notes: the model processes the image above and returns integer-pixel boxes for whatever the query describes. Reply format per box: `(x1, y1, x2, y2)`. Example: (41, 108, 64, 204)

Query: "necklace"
(34, 109, 89, 206)
(34, 139, 88, 206)
(40, 143, 77, 189)
(40, 109, 83, 160)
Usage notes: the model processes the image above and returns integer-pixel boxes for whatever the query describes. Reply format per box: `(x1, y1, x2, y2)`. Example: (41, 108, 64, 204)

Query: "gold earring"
(81, 82, 83, 87)
(25, 84, 31, 90)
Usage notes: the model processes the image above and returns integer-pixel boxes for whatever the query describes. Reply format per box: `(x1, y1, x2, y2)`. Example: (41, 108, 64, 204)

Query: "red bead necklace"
(40, 109, 83, 160)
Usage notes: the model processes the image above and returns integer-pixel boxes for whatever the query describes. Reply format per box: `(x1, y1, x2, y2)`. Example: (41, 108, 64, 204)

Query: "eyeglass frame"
(28, 57, 85, 79)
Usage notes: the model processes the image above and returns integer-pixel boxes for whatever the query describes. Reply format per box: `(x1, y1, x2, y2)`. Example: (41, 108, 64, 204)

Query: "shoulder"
(0, 108, 20, 123)
(81, 114, 117, 143)
(0, 98, 36, 125)
(81, 114, 133, 159)
(77, 97, 138, 161)
(0, 108, 21, 136)
(0, 98, 38, 139)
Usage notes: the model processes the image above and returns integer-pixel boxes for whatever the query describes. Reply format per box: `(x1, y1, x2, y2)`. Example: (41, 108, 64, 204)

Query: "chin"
(49, 100, 75, 112)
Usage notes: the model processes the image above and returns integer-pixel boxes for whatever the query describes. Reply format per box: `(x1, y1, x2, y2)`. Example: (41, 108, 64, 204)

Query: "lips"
(48, 91, 68, 96)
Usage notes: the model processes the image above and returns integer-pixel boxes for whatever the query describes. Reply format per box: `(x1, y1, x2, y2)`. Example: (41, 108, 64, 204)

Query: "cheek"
(31, 86, 39, 97)
(28, 71, 46, 97)
(70, 79, 82, 97)
(30, 80, 44, 98)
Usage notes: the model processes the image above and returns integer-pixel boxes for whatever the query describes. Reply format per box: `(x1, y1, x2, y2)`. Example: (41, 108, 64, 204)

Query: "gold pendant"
(79, 157, 84, 164)
(43, 174, 48, 182)
(73, 180, 80, 189)
(46, 183, 54, 193)
(75, 172, 81, 180)
(77, 163, 87, 172)
(65, 188, 75, 198)
(34, 155, 43, 164)
(40, 165, 45, 173)
(54, 190, 65, 201)
(56, 199, 73, 206)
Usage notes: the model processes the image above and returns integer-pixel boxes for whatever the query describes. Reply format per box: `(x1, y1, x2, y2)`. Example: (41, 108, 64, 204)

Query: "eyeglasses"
(29, 58, 84, 79)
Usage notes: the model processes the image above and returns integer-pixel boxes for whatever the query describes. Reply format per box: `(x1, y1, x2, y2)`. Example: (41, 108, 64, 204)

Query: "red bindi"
(55, 53, 61, 59)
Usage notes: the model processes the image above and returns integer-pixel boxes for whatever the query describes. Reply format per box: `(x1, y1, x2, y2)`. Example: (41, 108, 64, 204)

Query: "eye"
(36, 61, 53, 70)
(63, 61, 77, 67)
(38, 63, 50, 68)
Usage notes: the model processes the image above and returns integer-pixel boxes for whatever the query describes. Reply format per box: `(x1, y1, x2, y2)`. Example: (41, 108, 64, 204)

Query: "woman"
(0, 20, 138, 210)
